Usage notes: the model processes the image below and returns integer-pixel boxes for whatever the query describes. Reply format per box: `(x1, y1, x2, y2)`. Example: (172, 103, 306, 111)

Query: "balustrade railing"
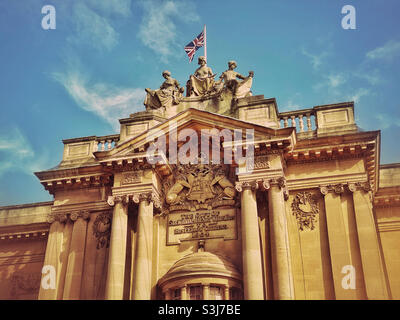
(94, 134, 120, 151)
(278, 109, 316, 133)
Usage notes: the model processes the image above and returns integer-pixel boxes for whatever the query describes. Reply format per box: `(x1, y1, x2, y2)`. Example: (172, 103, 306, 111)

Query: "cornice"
(286, 173, 368, 191)
(0, 223, 49, 242)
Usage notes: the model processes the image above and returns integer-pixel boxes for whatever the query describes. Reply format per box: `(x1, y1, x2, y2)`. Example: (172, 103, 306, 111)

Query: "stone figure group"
(144, 58, 254, 112)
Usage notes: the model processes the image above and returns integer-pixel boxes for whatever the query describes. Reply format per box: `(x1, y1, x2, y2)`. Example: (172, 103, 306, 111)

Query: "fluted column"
(63, 211, 90, 300)
(132, 195, 154, 300)
(236, 181, 264, 300)
(265, 178, 294, 300)
(105, 196, 128, 300)
(349, 182, 388, 299)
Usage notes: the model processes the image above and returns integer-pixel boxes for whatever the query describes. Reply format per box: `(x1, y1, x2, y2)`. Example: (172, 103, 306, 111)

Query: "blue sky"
(0, 0, 399, 205)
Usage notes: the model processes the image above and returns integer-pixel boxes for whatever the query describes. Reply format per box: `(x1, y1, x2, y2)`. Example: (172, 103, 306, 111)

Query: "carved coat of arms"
(164, 164, 236, 212)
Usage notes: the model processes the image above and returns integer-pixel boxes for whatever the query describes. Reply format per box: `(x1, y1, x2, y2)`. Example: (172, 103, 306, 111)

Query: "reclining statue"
(144, 70, 184, 112)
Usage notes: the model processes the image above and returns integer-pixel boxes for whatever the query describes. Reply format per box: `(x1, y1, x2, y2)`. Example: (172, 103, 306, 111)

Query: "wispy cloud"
(366, 40, 400, 61)
(138, 0, 200, 62)
(68, 0, 132, 51)
(347, 88, 370, 104)
(52, 71, 146, 131)
(301, 48, 329, 70)
(313, 73, 346, 92)
(0, 128, 49, 177)
(375, 113, 400, 130)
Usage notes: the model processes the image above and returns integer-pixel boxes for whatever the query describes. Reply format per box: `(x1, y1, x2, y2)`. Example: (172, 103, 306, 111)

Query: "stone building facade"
(0, 62, 399, 300)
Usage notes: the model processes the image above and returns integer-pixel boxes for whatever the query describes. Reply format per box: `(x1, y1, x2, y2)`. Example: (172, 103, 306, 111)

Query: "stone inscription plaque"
(167, 208, 237, 245)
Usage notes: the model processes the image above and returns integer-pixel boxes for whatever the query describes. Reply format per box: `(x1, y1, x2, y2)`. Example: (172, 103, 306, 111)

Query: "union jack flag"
(184, 30, 204, 62)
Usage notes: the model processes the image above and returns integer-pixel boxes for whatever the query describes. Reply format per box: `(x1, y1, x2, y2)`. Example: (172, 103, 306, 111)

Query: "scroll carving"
(291, 192, 319, 231)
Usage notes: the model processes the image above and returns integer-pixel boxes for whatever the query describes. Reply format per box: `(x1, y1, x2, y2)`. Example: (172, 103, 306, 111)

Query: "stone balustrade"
(94, 134, 120, 152)
(278, 108, 316, 133)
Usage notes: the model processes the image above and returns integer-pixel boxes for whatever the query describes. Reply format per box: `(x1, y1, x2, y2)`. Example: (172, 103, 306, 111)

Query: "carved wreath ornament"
(291, 192, 319, 231)
(93, 212, 112, 249)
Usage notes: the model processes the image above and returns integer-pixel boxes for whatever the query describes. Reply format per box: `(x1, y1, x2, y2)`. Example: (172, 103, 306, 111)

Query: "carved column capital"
(235, 181, 259, 192)
(70, 211, 80, 221)
(348, 181, 371, 193)
(319, 186, 330, 196)
(319, 184, 345, 196)
(47, 212, 69, 224)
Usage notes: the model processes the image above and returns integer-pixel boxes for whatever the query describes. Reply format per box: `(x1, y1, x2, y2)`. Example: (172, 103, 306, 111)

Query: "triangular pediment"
(94, 108, 296, 164)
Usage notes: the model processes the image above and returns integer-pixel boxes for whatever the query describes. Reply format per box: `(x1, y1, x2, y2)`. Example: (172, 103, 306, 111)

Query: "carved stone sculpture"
(291, 192, 319, 231)
(93, 212, 112, 249)
(187, 56, 217, 97)
(144, 70, 184, 111)
(164, 163, 236, 212)
(217, 60, 253, 98)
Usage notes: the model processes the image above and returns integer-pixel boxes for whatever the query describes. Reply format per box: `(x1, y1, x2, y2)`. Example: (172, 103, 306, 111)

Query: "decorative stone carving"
(107, 192, 162, 209)
(319, 182, 370, 196)
(333, 184, 345, 194)
(291, 192, 319, 231)
(107, 195, 115, 206)
(246, 155, 270, 172)
(10, 273, 41, 297)
(122, 171, 142, 185)
(235, 180, 259, 192)
(164, 164, 236, 212)
(47, 210, 90, 224)
(348, 181, 371, 193)
(144, 70, 184, 112)
(93, 212, 112, 249)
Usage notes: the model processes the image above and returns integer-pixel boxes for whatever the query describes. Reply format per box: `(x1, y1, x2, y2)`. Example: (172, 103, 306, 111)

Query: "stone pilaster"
(319, 184, 359, 299)
(38, 218, 63, 300)
(63, 211, 90, 300)
(348, 182, 389, 299)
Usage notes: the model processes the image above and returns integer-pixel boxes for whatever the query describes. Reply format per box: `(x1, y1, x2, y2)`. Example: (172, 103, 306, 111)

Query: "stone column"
(266, 178, 294, 300)
(224, 285, 230, 300)
(164, 289, 171, 300)
(63, 211, 90, 300)
(237, 181, 264, 300)
(105, 196, 128, 300)
(181, 285, 188, 300)
(203, 284, 210, 300)
(349, 183, 388, 299)
(132, 195, 154, 300)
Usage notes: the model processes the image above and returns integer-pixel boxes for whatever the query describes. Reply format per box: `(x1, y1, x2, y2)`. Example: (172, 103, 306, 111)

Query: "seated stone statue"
(144, 70, 184, 111)
(187, 56, 217, 97)
(217, 61, 254, 98)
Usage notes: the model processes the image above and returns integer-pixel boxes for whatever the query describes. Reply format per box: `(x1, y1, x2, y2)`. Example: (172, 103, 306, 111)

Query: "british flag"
(184, 30, 205, 62)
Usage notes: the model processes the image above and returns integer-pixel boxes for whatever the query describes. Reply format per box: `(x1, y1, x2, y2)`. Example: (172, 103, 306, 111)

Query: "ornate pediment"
(94, 108, 296, 168)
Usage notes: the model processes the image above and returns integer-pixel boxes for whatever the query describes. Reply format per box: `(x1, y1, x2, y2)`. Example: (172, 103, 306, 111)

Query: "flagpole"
(204, 24, 207, 64)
